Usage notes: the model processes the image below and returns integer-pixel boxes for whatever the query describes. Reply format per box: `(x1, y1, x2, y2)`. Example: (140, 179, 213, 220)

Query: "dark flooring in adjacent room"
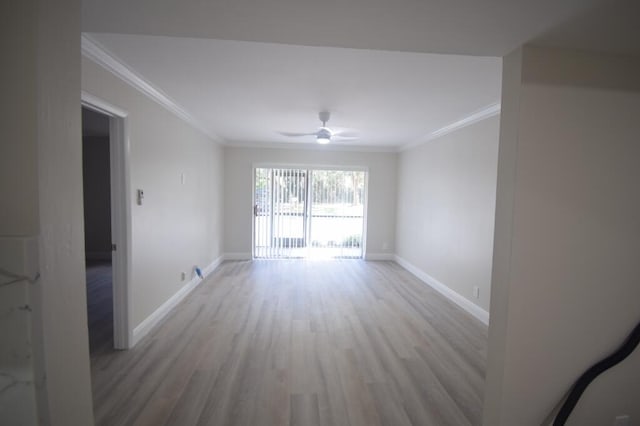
(86, 260, 114, 357)
(89, 260, 487, 426)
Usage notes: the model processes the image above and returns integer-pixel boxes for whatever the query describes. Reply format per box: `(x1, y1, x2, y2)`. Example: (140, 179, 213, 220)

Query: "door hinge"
(111, 243, 117, 251)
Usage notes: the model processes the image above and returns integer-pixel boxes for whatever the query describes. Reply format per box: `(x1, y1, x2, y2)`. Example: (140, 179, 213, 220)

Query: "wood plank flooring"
(86, 261, 114, 357)
(90, 260, 487, 426)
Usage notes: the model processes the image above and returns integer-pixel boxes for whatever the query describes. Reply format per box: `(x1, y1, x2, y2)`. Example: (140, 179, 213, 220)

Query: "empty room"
(2, 1, 640, 426)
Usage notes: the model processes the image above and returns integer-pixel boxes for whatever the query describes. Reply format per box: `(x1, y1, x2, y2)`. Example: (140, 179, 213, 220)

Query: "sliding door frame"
(251, 163, 369, 259)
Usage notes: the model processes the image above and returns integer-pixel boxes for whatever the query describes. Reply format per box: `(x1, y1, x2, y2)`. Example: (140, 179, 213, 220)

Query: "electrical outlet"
(181, 272, 186, 281)
(473, 286, 480, 299)
(614, 415, 630, 426)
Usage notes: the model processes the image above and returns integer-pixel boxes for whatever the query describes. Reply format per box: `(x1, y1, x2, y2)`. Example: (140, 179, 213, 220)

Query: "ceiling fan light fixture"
(280, 111, 357, 145)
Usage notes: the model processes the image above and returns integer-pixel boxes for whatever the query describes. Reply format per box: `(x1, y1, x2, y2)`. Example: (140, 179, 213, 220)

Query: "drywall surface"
(0, 239, 40, 425)
(396, 116, 499, 313)
(223, 147, 397, 258)
(1, 6, 50, 421)
(0, 11, 39, 426)
(0, 1, 38, 236)
(482, 47, 523, 426)
(82, 57, 224, 328)
(484, 46, 640, 425)
(82, 136, 112, 259)
(34, 0, 95, 424)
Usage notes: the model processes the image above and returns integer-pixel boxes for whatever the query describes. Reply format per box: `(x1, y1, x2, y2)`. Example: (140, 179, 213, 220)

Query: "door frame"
(252, 163, 369, 259)
(82, 91, 133, 349)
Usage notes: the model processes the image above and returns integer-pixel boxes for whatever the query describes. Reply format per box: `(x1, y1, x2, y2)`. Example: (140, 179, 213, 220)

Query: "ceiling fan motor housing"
(317, 128, 332, 139)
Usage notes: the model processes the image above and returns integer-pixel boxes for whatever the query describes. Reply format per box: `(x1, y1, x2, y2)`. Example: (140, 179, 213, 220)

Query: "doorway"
(81, 92, 131, 350)
(82, 107, 113, 355)
(253, 167, 366, 259)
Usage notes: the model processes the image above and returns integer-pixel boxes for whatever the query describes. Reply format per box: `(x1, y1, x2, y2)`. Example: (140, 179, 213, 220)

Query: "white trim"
(109, 110, 132, 349)
(364, 253, 395, 261)
(400, 102, 501, 151)
(394, 255, 489, 325)
(223, 252, 253, 261)
(131, 256, 223, 346)
(81, 34, 221, 143)
(202, 256, 224, 276)
(81, 91, 128, 118)
(82, 92, 133, 349)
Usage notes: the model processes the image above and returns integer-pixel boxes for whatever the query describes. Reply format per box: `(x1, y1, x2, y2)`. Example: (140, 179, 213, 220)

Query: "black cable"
(553, 319, 640, 425)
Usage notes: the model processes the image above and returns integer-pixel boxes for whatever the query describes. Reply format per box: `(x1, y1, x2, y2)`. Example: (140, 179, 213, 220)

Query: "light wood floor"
(90, 260, 487, 426)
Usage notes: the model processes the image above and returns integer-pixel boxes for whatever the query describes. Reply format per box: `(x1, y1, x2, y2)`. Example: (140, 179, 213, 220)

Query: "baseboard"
(223, 252, 252, 260)
(364, 253, 395, 261)
(131, 255, 223, 346)
(202, 256, 224, 275)
(393, 255, 489, 325)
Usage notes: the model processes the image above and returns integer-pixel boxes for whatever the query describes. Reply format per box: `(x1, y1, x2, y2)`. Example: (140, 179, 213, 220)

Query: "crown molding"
(81, 33, 498, 153)
(81, 34, 222, 144)
(400, 102, 501, 151)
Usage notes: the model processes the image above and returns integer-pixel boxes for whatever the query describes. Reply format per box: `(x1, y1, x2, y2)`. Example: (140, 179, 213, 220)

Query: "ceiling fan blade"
(278, 131, 318, 137)
(332, 129, 359, 138)
(333, 135, 360, 141)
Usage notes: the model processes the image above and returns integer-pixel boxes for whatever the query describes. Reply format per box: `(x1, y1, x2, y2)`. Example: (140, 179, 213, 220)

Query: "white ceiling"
(87, 33, 501, 148)
(82, 0, 604, 56)
(81, 0, 632, 149)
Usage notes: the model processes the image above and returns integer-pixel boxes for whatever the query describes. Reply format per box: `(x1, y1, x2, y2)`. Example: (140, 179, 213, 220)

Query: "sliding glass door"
(308, 170, 365, 258)
(254, 167, 366, 259)
(254, 168, 308, 258)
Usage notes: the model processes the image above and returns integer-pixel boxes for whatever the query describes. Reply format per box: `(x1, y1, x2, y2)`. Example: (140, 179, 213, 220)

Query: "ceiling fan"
(279, 111, 358, 144)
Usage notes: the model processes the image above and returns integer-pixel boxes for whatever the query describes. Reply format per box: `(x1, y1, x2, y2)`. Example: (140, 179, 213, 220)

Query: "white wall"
(82, 57, 224, 328)
(484, 46, 640, 425)
(0, 0, 95, 424)
(223, 146, 397, 258)
(36, 1, 94, 420)
(395, 116, 499, 314)
(0, 14, 40, 425)
(0, 1, 38, 237)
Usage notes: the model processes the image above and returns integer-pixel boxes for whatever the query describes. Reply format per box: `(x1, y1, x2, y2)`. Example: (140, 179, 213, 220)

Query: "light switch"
(137, 189, 144, 205)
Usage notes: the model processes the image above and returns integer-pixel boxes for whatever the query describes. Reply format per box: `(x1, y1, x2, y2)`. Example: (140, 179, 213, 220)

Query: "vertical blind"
(254, 168, 365, 259)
